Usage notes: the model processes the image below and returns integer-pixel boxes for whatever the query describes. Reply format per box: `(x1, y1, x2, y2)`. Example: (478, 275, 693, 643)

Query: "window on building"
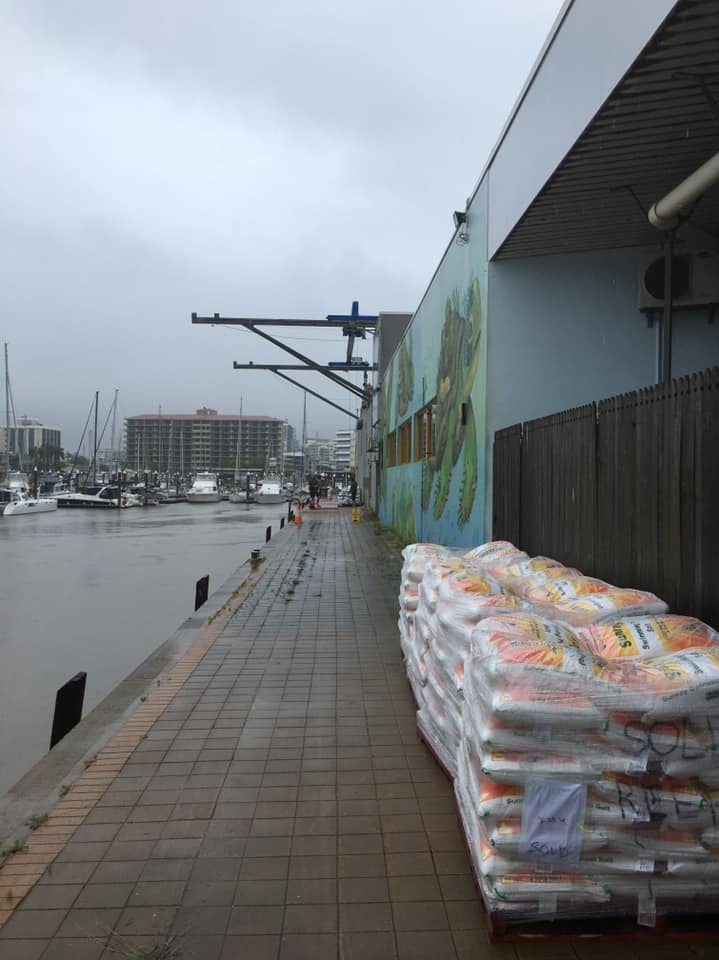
(399, 420, 412, 465)
(414, 399, 437, 460)
(387, 430, 397, 468)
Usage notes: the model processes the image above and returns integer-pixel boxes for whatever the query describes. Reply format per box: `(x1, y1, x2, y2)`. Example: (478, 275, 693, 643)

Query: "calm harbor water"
(0, 500, 290, 797)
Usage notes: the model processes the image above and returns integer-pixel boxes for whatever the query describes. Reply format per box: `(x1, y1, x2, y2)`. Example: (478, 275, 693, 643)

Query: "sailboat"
(1, 343, 58, 517)
(229, 402, 254, 504)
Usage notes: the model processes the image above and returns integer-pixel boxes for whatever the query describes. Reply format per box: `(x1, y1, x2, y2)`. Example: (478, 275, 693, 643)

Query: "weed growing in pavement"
(102, 930, 182, 960)
(26, 814, 48, 831)
(0, 840, 28, 868)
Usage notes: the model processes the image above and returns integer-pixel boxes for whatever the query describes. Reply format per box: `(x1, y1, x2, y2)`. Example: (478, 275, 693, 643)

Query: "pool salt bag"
(578, 616, 719, 661)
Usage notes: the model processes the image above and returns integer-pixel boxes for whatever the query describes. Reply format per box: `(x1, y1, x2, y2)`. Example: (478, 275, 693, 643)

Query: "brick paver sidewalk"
(0, 512, 712, 960)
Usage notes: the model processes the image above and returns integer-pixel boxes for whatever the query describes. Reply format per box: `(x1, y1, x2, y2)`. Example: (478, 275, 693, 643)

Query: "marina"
(0, 499, 289, 797)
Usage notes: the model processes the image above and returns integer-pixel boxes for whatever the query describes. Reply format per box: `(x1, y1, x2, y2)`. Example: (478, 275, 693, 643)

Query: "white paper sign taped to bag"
(519, 779, 587, 865)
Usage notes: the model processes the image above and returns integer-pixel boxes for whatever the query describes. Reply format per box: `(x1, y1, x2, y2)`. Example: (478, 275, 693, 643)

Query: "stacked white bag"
(399, 539, 719, 926)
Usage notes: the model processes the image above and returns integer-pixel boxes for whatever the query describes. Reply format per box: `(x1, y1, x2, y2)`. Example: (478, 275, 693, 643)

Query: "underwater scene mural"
(422, 278, 482, 526)
(378, 180, 488, 548)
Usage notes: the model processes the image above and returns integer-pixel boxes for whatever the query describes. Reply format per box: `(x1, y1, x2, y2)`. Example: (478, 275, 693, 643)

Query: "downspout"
(648, 150, 719, 383)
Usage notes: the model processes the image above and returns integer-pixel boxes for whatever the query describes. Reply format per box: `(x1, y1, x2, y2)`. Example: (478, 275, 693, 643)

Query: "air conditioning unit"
(639, 250, 719, 309)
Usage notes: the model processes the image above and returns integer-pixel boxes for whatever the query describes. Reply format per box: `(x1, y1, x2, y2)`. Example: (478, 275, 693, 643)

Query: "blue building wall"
(379, 222, 719, 548)
(486, 246, 719, 534)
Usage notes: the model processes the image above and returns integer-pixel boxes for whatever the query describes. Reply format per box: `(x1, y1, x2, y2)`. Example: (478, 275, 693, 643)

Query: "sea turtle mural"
(396, 332, 414, 418)
(421, 277, 482, 527)
(392, 481, 417, 543)
(378, 359, 394, 506)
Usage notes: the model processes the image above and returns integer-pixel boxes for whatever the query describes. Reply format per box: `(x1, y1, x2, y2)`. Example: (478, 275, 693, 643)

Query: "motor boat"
(254, 476, 286, 505)
(186, 472, 222, 503)
(0, 488, 58, 517)
(55, 485, 142, 509)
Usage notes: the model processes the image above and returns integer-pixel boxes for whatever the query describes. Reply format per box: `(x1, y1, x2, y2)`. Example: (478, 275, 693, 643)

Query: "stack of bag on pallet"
(399, 539, 719, 925)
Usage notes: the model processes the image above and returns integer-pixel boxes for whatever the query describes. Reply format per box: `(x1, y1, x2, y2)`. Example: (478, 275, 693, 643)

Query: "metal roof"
(496, 0, 719, 259)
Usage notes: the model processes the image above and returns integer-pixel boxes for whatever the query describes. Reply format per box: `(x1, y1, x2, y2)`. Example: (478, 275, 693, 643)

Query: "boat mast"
(300, 389, 307, 489)
(3, 343, 9, 484)
(235, 397, 242, 487)
(92, 390, 99, 486)
(109, 388, 118, 467)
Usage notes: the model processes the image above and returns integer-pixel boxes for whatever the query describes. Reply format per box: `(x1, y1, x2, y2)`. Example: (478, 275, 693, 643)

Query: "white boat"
(55, 485, 141, 509)
(186, 472, 221, 503)
(255, 476, 286, 504)
(5, 471, 30, 496)
(0, 489, 58, 517)
(1, 347, 56, 517)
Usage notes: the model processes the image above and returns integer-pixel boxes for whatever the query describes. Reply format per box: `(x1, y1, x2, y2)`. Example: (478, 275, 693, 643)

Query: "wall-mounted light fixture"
(453, 210, 469, 244)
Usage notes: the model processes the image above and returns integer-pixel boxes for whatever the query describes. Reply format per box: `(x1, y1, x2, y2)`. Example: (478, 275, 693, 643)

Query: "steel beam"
(270, 370, 357, 419)
(232, 363, 376, 372)
(192, 313, 377, 329)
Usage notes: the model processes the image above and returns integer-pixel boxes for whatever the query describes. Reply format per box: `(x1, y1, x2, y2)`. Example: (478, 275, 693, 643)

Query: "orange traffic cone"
(293, 502, 303, 525)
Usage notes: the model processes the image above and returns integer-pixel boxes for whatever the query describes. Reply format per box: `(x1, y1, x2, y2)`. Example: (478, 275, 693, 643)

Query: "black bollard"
(280, 517, 285, 529)
(50, 672, 87, 748)
(195, 574, 210, 611)
(266, 525, 272, 542)
(287, 501, 292, 522)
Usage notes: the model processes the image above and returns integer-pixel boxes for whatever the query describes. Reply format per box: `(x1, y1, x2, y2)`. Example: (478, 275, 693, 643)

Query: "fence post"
(50, 672, 87, 748)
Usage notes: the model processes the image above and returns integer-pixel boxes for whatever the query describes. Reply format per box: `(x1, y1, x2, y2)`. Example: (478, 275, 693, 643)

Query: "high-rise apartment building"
(0, 417, 62, 457)
(125, 408, 285, 477)
(334, 429, 355, 473)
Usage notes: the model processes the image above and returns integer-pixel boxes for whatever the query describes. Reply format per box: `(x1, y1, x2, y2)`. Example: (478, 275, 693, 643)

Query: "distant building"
(125, 408, 285, 477)
(334, 430, 355, 473)
(304, 438, 334, 474)
(0, 417, 62, 457)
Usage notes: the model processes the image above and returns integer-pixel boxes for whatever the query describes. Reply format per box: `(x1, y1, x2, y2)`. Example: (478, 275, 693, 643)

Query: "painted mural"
(422, 278, 481, 526)
(378, 180, 489, 548)
(396, 331, 414, 418)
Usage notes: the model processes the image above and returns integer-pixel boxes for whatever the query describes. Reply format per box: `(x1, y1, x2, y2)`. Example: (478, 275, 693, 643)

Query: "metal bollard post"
(266, 525, 272, 542)
(50, 672, 87, 748)
(280, 517, 285, 529)
(195, 575, 210, 610)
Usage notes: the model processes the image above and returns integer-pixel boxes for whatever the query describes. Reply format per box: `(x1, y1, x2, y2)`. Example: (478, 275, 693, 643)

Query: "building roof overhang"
(495, 0, 719, 259)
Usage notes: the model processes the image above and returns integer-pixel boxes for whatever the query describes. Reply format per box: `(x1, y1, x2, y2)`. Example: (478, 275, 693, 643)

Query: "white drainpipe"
(647, 148, 719, 384)
(648, 150, 719, 228)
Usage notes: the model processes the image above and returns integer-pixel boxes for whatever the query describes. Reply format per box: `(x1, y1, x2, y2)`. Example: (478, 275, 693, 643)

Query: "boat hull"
(186, 492, 222, 503)
(255, 493, 286, 504)
(55, 496, 117, 508)
(4, 497, 58, 517)
(229, 492, 254, 503)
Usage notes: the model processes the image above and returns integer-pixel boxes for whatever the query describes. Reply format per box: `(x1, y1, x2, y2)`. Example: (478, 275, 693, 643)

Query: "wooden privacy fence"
(492, 367, 719, 627)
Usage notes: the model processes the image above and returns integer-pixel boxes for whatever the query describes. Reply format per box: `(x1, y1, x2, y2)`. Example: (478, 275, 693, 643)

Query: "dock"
(0, 511, 714, 959)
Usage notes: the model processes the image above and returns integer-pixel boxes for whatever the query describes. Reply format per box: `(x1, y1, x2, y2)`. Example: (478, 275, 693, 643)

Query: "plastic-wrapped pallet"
(399, 539, 719, 929)
(458, 607, 719, 925)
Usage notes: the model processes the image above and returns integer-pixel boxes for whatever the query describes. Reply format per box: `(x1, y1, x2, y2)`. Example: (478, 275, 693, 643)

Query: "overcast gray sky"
(2, 0, 562, 451)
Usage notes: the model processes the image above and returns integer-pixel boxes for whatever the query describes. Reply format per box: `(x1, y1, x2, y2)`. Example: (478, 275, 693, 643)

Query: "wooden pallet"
(414, 713, 719, 943)
(486, 908, 719, 942)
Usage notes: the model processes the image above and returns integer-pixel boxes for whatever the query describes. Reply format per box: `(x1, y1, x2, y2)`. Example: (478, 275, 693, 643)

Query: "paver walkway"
(0, 512, 714, 960)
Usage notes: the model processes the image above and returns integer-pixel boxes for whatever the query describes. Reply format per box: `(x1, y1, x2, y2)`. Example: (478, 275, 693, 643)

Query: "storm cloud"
(2, 0, 562, 449)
